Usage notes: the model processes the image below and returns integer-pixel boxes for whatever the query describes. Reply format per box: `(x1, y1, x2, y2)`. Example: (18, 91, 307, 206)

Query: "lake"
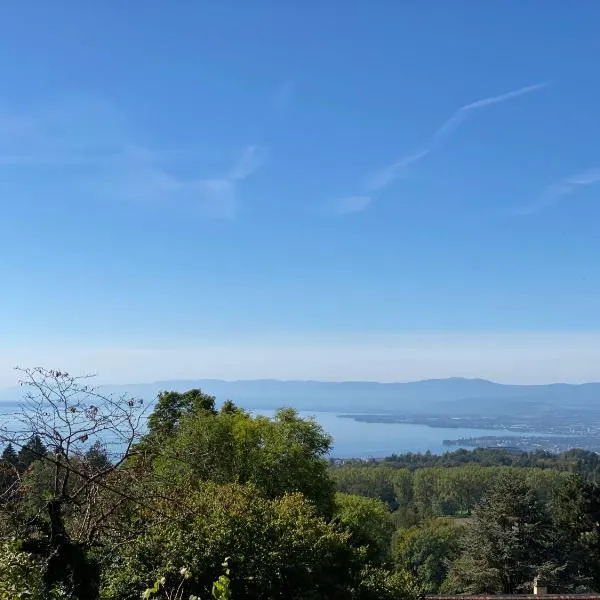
(0, 401, 529, 459)
(255, 410, 529, 458)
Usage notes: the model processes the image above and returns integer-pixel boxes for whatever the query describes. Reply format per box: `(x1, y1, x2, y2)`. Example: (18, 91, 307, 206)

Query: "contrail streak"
(368, 82, 549, 191)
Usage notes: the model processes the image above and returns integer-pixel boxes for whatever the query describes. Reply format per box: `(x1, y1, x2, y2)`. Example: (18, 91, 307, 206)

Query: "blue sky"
(1, 2, 600, 385)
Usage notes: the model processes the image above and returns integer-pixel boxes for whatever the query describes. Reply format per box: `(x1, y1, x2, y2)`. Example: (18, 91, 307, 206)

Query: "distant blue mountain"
(1, 377, 598, 414)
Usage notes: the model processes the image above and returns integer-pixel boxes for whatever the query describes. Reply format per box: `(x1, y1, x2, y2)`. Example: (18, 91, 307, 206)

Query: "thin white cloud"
(110, 144, 260, 218)
(0, 96, 263, 217)
(366, 151, 428, 191)
(331, 82, 548, 216)
(517, 167, 600, 215)
(368, 82, 549, 192)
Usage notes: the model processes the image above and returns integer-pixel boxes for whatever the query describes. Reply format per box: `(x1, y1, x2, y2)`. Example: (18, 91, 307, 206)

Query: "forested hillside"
(330, 453, 600, 593)
(0, 369, 599, 598)
(335, 445, 600, 481)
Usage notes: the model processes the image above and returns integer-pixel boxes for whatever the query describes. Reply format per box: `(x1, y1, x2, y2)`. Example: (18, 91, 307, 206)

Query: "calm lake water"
(255, 410, 528, 458)
(0, 400, 527, 459)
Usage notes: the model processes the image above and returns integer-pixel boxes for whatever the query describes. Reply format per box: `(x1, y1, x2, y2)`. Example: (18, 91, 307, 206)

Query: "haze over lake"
(0, 400, 530, 458)
(1, 376, 597, 457)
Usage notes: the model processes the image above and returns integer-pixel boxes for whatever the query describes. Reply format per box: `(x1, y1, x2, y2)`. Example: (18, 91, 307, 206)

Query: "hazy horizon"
(2, 4, 600, 391)
(3, 331, 600, 388)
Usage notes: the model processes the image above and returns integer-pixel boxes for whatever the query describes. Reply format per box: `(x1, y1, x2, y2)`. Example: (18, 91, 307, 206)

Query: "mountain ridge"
(1, 377, 599, 414)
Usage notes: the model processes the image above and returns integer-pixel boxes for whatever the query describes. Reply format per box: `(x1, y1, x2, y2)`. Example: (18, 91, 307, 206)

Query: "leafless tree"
(0, 366, 148, 597)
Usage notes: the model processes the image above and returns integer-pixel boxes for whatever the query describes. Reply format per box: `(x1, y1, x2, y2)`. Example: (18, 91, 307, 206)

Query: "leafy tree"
(334, 492, 395, 563)
(219, 399, 237, 414)
(1, 444, 19, 469)
(7, 373, 600, 599)
(444, 472, 557, 593)
(362, 447, 600, 482)
(145, 389, 216, 444)
(549, 474, 600, 591)
(354, 566, 420, 600)
(331, 466, 400, 510)
(17, 434, 47, 472)
(0, 444, 20, 505)
(393, 519, 464, 593)
(84, 441, 113, 472)
(332, 463, 568, 522)
(1, 367, 147, 600)
(102, 482, 359, 600)
(148, 403, 335, 514)
(0, 537, 68, 599)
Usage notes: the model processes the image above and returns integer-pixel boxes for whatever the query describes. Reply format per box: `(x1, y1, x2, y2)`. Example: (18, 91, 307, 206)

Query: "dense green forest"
(0, 368, 599, 599)
(387, 446, 600, 475)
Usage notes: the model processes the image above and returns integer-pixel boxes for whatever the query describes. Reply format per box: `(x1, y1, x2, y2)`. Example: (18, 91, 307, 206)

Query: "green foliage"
(0, 538, 45, 600)
(0, 538, 67, 600)
(1, 445, 18, 470)
(0, 367, 146, 600)
(4, 377, 600, 600)
(444, 472, 557, 594)
(334, 462, 600, 594)
(149, 404, 335, 514)
(17, 436, 47, 473)
(102, 482, 357, 600)
(211, 559, 231, 600)
(331, 462, 569, 521)
(354, 566, 421, 600)
(380, 447, 600, 481)
(549, 474, 600, 591)
(141, 566, 199, 600)
(334, 492, 395, 563)
(146, 389, 216, 443)
(393, 519, 463, 593)
(331, 466, 404, 511)
(0, 447, 19, 507)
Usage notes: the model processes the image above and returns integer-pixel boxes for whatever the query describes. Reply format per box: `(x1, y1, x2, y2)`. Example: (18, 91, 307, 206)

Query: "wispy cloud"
(0, 96, 263, 217)
(366, 151, 429, 191)
(516, 167, 600, 215)
(329, 82, 548, 215)
(368, 82, 549, 192)
(108, 144, 262, 218)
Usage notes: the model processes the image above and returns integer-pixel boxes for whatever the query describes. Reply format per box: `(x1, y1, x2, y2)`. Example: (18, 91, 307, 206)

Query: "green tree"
(334, 493, 395, 563)
(393, 519, 464, 593)
(444, 473, 557, 594)
(17, 435, 47, 472)
(1, 444, 19, 469)
(354, 566, 420, 600)
(3, 367, 146, 600)
(0, 444, 20, 504)
(145, 389, 216, 443)
(84, 441, 112, 472)
(148, 403, 335, 514)
(331, 466, 400, 510)
(0, 538, 47, 600)
(549, 474, 600, 591)
(102, 482, 359, 600)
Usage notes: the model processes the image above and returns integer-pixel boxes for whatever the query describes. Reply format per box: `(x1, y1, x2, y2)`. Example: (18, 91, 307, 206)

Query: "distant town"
(339, 408, 600, 453)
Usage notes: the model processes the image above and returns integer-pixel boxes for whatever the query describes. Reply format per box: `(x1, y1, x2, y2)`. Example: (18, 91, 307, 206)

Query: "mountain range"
(1, 377, 599, 415)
